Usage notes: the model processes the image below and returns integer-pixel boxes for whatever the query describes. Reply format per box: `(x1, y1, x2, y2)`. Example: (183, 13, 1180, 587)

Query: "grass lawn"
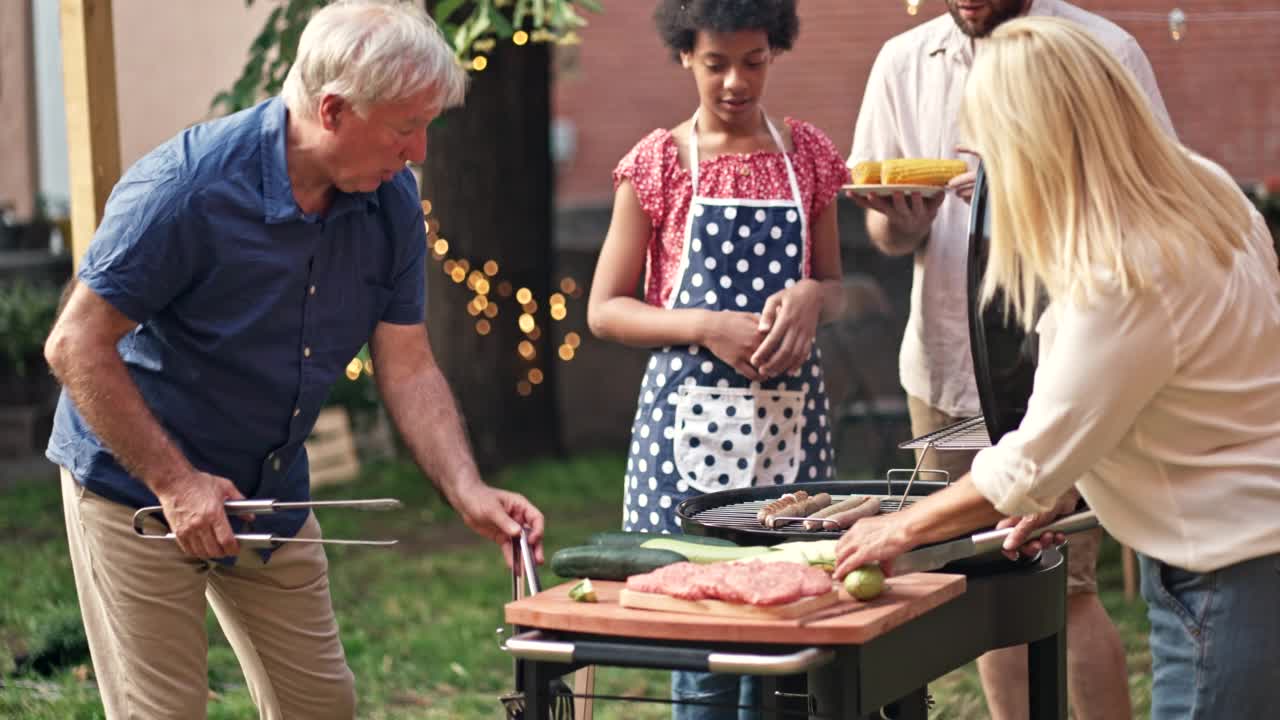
(1, 454, 1152, 718)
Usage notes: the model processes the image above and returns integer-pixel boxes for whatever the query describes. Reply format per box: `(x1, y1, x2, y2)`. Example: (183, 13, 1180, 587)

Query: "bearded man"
(845, 1, 1174, 718)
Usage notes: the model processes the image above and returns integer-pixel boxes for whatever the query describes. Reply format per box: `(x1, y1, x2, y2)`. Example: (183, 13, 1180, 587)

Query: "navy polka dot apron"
(622, 110, 836, 534)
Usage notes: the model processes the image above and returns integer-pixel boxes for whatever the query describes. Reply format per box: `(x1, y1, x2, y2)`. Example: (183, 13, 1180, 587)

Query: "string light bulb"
(1168, 8, 1186, 41)
(905, 0, 921, 16)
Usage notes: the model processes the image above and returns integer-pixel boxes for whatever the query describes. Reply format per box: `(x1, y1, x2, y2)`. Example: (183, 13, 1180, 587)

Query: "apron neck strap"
(687, 108, 805, 213)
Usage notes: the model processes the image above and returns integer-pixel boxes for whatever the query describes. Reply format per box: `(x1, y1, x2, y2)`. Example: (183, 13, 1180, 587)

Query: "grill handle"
(511, 527, 541, 598)
(503, 630, 834, 675)
(969, 510, 1099, 555)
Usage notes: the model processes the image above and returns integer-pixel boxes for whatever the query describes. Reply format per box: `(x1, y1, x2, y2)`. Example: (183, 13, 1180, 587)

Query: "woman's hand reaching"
(995, 490, 1080, 561)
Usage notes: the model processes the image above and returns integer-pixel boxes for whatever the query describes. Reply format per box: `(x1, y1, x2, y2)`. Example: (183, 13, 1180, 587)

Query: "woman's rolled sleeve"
(972, 445, 1053, 516)
(970, 286, 1177, 516)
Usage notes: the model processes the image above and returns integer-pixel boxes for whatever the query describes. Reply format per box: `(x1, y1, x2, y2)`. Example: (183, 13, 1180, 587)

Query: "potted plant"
(0, 280, 60, 406)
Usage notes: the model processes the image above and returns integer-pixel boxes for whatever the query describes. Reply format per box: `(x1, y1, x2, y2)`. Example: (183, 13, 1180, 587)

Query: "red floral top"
(613, 118, 848, 307)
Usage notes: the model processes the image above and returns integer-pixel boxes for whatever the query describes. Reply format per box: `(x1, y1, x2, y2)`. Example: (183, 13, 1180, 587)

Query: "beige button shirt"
(849, 0, 1175, 416)
(971, 164, 1280, 572)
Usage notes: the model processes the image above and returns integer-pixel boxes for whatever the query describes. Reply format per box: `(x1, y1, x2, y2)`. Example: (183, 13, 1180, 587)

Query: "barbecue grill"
(675, 480, 926, 543)
(899, 163, 1040, 454)
(503, 540, 1071, 720)
(674, 478, 1039, 578)
(502, 167, 1074, 718)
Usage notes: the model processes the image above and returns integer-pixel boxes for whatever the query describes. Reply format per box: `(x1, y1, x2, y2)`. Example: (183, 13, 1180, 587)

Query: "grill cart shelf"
(503, 547, 1070, 719)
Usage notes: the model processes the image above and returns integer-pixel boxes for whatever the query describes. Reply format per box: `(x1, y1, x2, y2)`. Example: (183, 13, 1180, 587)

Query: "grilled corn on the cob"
(848, 161, 881, 185)
(880, 158, 968, 186)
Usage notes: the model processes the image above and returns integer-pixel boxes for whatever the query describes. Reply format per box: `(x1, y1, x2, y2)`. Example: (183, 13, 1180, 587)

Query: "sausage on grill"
(767, 493, 832, 529)
(821, 497, 882, 530)
(803, 495, 871, 531)
(756, 491, 808, 524)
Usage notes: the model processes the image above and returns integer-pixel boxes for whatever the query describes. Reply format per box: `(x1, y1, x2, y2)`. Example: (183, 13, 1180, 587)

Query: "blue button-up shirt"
(47, 96, 426, 541)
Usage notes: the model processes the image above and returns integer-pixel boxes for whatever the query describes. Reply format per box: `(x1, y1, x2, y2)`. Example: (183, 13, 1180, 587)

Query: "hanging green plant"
(212, 0, 602, 115)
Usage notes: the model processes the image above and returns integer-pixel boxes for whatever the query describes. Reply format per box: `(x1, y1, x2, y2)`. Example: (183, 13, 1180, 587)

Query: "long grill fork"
(131, 498, 402, 546)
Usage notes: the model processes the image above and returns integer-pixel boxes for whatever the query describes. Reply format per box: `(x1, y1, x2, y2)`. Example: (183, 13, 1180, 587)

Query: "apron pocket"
(673, 386, 804, 493)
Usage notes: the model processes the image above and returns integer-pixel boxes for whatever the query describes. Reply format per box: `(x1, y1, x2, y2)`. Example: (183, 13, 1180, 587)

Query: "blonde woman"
(833, 16, 1280, 719)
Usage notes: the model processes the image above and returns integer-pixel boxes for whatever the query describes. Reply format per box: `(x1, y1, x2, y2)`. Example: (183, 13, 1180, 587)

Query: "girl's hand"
(700, 310, 768, 381)
(750, 280, 824, 378)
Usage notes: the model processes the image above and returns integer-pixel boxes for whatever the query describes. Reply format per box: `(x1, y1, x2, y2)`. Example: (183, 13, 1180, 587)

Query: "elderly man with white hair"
(43, 2, 544, 718)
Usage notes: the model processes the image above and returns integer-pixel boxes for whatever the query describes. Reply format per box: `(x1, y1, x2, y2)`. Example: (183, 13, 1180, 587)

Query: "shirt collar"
(928, 0, 1048, 65)
(259, 96, 381, 225)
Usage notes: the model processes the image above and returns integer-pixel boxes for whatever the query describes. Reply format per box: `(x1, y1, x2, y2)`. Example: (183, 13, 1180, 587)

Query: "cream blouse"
(971, 173, 1280, 573)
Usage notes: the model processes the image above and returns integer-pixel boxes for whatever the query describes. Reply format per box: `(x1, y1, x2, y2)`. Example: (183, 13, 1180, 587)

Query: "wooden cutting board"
(619, 588, 842, 620)
(506, 573, 965, 645)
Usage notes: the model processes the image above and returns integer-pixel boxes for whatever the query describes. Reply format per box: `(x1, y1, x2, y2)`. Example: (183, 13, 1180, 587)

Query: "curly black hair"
(654, 0, 800, 62)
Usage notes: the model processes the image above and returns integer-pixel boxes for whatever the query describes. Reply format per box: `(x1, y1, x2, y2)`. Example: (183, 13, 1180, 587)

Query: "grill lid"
(966, 163, 1040, 445)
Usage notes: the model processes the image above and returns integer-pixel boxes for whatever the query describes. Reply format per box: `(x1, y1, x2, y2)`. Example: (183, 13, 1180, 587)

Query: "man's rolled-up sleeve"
(971, 287, 1176, 515)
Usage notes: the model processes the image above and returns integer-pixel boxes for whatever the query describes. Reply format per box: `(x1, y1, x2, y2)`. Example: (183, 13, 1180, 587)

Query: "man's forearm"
(866, 210, 928, 257)
(49, 346, 191, 494)
(378, 366, 485, 503)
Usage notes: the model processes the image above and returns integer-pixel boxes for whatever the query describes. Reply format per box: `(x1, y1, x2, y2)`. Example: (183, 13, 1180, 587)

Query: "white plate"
(842, 184, 946, 198)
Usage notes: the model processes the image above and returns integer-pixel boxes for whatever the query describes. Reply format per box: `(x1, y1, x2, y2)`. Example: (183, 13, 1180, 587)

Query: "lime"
(568, 578, 598, 603)
(843, 564, 886, 601)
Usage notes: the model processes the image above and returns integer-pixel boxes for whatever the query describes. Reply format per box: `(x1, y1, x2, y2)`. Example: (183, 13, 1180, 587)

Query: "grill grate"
(685, 494, 917, 539)
(898, 415, 992, 451)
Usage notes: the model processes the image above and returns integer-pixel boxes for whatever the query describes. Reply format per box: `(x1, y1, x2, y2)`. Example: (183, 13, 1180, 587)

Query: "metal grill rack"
(898, 415, 992, 451)
(688, 493, 917, 538)
(676, 480, 950, 545)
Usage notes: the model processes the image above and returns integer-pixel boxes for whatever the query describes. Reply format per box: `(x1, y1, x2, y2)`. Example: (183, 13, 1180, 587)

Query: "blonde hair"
(959, 16, 1251, 330)
(282, 0, 467, 118)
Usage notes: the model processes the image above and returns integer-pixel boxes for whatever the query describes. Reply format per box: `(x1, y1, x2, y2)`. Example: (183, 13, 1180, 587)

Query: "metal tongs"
(131, 498, 403, 547)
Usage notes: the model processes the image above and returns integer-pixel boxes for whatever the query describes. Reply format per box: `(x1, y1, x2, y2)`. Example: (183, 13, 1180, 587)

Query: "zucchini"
(639, 538, 772, 564)
(770, 540, 839, 567)
(550, 545, 687, 580)
(586, 531, 738, 548)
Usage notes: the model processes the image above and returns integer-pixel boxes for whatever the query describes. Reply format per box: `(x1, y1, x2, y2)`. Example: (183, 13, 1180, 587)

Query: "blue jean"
(1139, 551, 1280, 719)
(671, 671, 761, 720)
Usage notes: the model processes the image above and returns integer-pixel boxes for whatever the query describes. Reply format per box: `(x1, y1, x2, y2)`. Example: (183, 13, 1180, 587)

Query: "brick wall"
(0, 1, 37, 220)
(552, 0, 1280, 208)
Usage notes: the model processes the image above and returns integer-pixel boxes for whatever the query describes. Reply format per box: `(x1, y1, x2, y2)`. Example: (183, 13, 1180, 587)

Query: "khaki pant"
(60, 469, 355, 719)
(906, 397, 1100, 594)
